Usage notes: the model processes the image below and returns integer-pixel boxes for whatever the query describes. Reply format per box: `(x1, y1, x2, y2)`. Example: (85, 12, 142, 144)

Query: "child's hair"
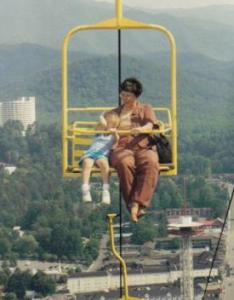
(99, 112, 120, 128)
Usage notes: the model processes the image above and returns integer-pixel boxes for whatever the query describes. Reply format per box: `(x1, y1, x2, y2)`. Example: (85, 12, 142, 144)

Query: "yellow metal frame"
(107, 213, 143, 300)
(62, 0, 177, 177)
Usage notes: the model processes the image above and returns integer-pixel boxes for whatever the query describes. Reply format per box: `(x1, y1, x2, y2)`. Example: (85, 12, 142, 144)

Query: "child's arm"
(109, 128, 119, 149)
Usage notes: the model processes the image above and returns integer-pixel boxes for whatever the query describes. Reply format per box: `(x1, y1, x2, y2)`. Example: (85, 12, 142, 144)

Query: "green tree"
(4, 293, 17, 300)
(131, 221, 157, 245)
(0, 270, 9, 286)
(5, 270, 32, 299)
(0, 237, 11, 257)
(49, 225, 70, 259)
(84, 238, 99, 261)
(158, 212, 168, 237)
(13, 235, 38, 258)
(31, 271, 56, 296)
(66, 229, 84, 259)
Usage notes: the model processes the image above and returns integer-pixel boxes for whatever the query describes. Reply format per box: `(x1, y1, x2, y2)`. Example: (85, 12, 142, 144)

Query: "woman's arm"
(130, 122, 153, 134)
(131, 104, 156, 134)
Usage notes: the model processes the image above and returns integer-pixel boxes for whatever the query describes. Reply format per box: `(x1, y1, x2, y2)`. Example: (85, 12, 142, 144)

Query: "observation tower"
(168, 215, 204, 300)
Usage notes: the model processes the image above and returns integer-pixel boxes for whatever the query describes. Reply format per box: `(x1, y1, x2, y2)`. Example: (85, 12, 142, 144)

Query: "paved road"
(222, 183, 234, 300)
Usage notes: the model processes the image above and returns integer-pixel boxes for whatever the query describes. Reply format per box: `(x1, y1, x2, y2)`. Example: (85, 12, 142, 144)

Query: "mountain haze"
(157, 5, 234, 27)
(0, 44, 233, 132)
(0, 2, 233, 131)
(0, 1, 234, 60)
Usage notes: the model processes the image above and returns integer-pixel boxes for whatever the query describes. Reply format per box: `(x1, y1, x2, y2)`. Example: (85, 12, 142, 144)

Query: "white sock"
(103, 183, 110, 190)
(82, 183, 90, 192)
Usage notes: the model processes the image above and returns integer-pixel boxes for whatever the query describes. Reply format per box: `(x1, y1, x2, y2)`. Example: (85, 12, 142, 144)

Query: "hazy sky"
(95, 0, 234, 9)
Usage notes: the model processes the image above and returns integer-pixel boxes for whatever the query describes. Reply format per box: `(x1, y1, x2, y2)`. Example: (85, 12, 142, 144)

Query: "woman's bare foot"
(137, 208, 146, 219)
(131, 202, 139, 223)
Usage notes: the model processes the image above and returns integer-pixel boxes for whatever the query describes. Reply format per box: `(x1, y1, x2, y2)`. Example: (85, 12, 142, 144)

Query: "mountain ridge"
(0, 43, 232, 132)
(0, 1, 233, 60)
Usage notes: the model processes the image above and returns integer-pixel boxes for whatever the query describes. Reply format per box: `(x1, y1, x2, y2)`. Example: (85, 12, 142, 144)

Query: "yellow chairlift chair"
(62, 0, 177, 179)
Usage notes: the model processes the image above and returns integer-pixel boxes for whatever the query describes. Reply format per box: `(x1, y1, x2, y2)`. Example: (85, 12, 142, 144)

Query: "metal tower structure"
(168, 215, 203, 300)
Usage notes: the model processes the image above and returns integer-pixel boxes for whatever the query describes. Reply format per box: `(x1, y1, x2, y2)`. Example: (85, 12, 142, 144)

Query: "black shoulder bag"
(149, 133, 172, 164)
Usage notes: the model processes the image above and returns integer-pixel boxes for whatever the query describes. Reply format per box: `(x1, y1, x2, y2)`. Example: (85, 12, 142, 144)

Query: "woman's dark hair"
(120, 78, 143, 97)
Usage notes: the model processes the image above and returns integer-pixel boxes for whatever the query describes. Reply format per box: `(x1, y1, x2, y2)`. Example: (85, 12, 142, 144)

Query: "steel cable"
(202, 187, 234, 299)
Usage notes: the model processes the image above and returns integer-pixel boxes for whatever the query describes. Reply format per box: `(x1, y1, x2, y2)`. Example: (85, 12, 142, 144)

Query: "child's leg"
(96, 158, 111, 205)
(82, 157, 94, 184)
(95, 158, 110, 184)
(81, 158, 94, 202)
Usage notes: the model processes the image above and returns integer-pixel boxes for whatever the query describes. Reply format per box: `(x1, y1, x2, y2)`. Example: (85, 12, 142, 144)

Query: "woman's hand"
(131, 122, 153, 135)
(130, 127, 143, 135)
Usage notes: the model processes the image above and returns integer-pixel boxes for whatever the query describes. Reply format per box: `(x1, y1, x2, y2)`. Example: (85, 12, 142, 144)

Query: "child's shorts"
(79, 151, 108, 166)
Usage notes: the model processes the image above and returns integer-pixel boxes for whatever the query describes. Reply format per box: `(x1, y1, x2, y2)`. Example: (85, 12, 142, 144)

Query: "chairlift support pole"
(107, 214, 143, 300)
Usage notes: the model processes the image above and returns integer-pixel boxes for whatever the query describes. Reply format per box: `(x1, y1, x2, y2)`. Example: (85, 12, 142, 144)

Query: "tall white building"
(0, 97, 36, 129)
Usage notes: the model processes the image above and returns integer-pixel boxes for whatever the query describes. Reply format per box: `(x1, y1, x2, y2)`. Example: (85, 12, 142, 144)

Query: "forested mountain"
(0, 121, 230, 263)
(0, 2, 233, 267)
(0, 1, 234, 60)
(0, 44, 59, 89)
(0, 44, 94, 90)
(0, 44, 233, 132)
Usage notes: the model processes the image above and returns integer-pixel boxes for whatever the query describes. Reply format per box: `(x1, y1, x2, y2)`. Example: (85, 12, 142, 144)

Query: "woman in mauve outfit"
(110, 78, 160, 222)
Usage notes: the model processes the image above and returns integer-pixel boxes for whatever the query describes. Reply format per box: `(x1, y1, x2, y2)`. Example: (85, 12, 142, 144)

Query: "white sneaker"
(101, 189, 111, 205)
(82, 190, 92, 203)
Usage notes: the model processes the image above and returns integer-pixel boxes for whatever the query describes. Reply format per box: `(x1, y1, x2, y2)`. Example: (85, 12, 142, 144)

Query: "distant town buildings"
(0, 96, 36, 130)
(13, 226, 24, 237)
(166, 207, 214, 218)
(67, 267, 218, 295)
(0, 162, 17, 174)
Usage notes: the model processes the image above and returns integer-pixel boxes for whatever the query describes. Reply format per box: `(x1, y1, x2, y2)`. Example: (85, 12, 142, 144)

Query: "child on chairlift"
(80, 112, 120, 205)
